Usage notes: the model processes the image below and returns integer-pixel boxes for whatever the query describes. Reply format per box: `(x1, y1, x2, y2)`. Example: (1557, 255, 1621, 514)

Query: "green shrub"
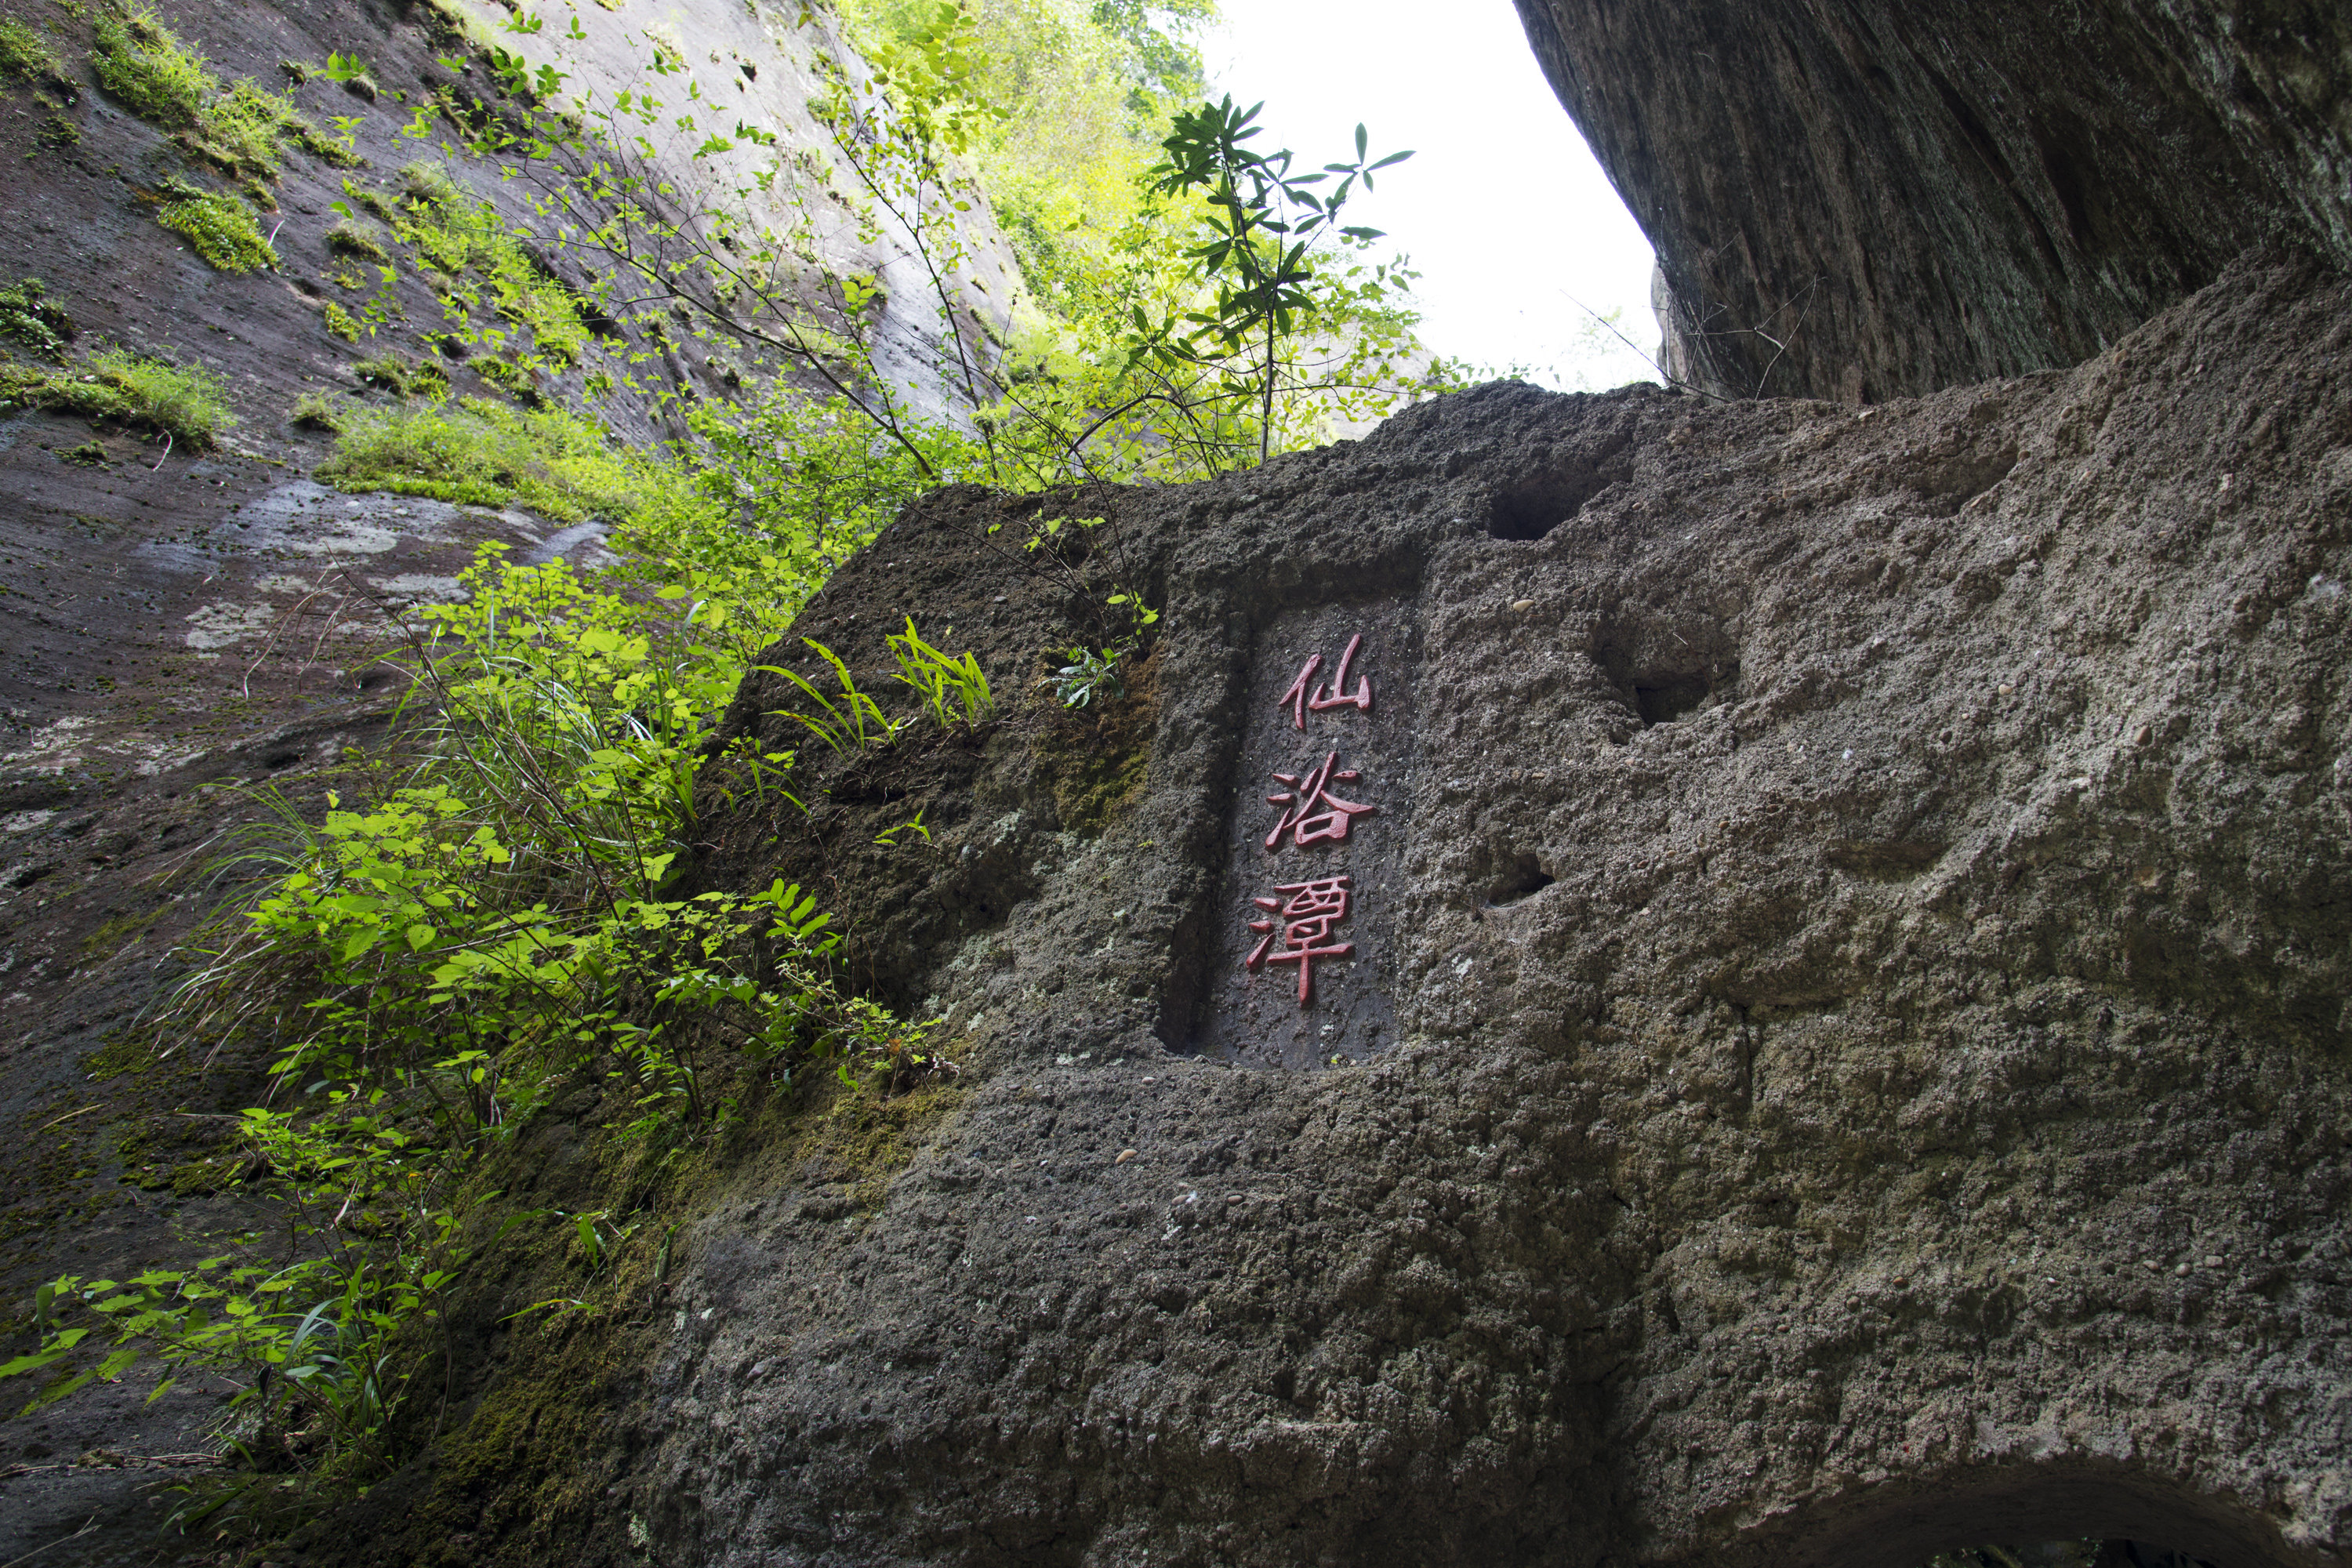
(156, 180, 276, 271)
(0, 278, 75, 358)
(379, 164, 590, 368)
(0, 16, 64, 82)
(0, 347, 235, 447)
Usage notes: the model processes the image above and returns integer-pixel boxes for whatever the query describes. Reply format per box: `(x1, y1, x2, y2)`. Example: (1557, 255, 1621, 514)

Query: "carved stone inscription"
(1200, 601, 1418, 1069)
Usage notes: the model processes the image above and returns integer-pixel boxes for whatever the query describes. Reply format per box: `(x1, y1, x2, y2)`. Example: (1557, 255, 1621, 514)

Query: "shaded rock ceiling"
(1513, 0, 2351, 401)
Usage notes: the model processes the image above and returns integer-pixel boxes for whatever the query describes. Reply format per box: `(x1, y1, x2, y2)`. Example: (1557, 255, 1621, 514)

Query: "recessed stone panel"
(1190, 597, 1421, 1069)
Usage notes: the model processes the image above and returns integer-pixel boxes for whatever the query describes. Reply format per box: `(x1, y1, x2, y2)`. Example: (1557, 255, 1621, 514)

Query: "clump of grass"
(347, 184, 398, 223)
(199, 77, 305, 176)
(289, 390, 343, 430)
(0, 347, 236, 448)
(351, 350, 449, 400)
(293, 125, 365, 169)
(0, 278, 75, 358)
(85, 347, 237, 445)
(0, 16, 65, 83)
(397, 159, 463, 208)
(94, 9, 346, 176)
(321, 301, 360, 341)
(318, 397, 647, 521)
(156, 179, 276, 271)
(473, 356, 547, 406)
(325, 217, 389, 263)
(91, 8, 212, 128)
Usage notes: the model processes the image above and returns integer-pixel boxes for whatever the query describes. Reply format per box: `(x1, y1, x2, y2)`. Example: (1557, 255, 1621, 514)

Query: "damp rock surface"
(318, 251, 2352, 1566)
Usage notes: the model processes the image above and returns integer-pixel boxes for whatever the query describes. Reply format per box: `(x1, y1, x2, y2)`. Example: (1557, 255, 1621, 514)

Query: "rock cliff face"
(333, 252, 2352, 1566)
(1511, 0, 2352, 403)
(0, 0, 1021, 1556)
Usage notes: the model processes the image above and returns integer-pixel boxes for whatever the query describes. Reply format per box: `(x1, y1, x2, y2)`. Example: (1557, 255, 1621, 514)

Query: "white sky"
(1203, 0, 1659, 391)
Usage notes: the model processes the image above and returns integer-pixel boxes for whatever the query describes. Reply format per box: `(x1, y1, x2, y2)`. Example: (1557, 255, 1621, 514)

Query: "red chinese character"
(1246, 874, 1355, 1004)
(1277, 633, 1373, 731)
(1265, 752, 1377, 851)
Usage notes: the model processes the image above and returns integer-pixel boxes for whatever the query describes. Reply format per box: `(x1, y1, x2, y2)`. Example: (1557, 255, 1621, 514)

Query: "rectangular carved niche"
(1190, 598, 1421, 1069)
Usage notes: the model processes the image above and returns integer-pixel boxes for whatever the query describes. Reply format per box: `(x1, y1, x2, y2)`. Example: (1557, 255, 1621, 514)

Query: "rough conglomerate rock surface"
(1511, 0, 2352, 404)
(328, 252, 2352, 1567)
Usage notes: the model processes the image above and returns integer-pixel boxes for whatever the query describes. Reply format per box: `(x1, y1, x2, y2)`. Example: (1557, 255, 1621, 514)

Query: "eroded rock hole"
(1486, 474, 1601, 542)
(1632, 677, 1711, 726)
(1811, 1479, 2278, 1568)
(1488, 852, 1555, 906)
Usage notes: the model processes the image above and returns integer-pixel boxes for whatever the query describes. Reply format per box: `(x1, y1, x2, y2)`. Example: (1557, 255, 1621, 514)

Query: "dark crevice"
(1486, 472, 1602, 541)
(1487, 852, 1555, 907)
(1632, 677, 1711, 726)
(1918, 1544, 2221, 1568)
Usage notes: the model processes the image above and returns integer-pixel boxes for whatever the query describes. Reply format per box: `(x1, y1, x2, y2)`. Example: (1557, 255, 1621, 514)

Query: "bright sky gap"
(1204, 0, 1661, 394)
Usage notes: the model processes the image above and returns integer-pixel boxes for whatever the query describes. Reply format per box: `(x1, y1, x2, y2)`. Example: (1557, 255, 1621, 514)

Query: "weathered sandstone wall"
(334, 251, 2352, 1565)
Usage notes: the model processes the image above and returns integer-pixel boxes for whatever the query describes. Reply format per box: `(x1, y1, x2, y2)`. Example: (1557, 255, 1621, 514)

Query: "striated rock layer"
(1511, 0, 2352, 404)
(340, 250, 2352, 1565)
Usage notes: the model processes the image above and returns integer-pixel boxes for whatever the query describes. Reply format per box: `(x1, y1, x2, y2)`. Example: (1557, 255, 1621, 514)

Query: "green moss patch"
(786, 1070, 970, 1210)
(156, 178, 277, 271)
(0, 277, 75, 358)
(0, 17, 65, 83)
